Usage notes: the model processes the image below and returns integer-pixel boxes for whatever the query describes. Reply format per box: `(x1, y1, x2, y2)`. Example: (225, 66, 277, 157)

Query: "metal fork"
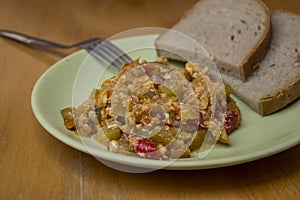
(0, 29, 133, 70)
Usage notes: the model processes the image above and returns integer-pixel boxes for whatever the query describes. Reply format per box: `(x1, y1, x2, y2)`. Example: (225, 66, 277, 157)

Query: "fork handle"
(0, 29, 67, 49)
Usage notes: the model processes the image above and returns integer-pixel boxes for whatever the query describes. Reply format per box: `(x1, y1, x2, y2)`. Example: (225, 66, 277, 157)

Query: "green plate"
(31, 34, 300, 170)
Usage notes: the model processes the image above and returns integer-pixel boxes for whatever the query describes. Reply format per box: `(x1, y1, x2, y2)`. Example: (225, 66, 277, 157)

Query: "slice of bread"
(222, 11, 300, 115)
(155, 0, 271, 81)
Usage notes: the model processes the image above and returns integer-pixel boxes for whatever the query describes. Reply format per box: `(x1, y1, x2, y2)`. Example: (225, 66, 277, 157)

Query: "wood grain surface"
(0, 0, 299, 199)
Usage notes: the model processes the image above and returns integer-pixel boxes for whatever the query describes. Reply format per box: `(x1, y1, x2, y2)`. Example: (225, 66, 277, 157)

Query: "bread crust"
(240, 0, 272, 81)
(259, 76, 300, 116)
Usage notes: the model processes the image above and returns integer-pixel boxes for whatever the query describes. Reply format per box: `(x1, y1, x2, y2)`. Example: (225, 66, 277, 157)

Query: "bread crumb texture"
(156, 0, 270, 80)
(223, 12, 300, 115)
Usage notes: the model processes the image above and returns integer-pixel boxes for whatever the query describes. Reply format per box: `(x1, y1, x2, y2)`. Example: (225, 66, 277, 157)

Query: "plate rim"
(31, 34, 300, 170)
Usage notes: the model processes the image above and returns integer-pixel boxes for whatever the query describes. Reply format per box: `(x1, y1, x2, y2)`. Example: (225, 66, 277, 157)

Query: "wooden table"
(0, 0, 299, 199)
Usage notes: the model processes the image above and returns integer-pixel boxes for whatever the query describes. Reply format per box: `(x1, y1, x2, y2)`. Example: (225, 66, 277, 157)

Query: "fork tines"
(87, 39, 133, 70)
